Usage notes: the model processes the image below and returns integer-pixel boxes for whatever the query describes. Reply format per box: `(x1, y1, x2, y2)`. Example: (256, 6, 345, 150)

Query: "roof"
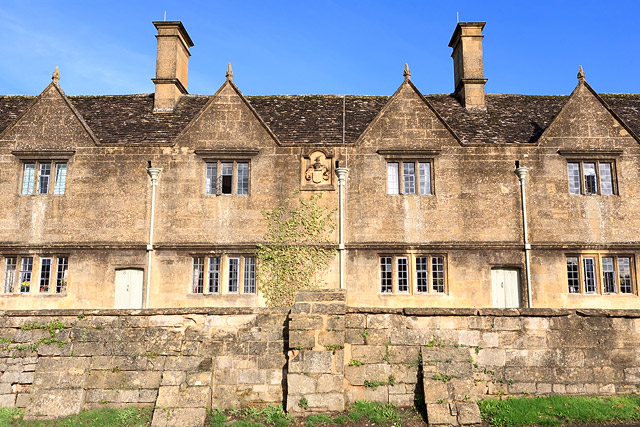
(1, 90, 639, 146)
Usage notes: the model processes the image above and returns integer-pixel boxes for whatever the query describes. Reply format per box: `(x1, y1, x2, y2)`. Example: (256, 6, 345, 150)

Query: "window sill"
(187, 293, 257, 297)
(0, 293, 66, 297)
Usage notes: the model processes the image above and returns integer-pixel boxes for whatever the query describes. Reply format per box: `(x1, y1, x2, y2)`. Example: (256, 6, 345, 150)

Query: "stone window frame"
(1, 255, 69, 295)
(558, 150, 621, 196)
(378, 150, 439, 196)
(565, 253, 635, 295)
(12, 151, 74, 196)
(195, 149, 259, 197)
(191, 254, 257, 296)
(379, 254, 448, 295)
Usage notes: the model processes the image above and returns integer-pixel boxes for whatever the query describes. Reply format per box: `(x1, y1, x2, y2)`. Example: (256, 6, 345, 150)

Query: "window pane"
(55, 257, 68, 294)
(192, 257, 204, 293)
(432, 257, 445, 293)
(206, 163, 217, 195)
(54, 163, 67, 195)
(19, 257, 32, 293)
(419, 162, 431, 195)
(228, 258, 239, 293)
(221, 163, 233, 194)
(38, 163, 51, 195)
(22, 163, 35, 195)
(39, 258, 52, 293)
(244, 257, 256, 293)
(380, 257, 392, 293)
(387, 163, 399, 195)
(403, 163, 415, 194)
(583, 163, 597, 194)
(416, 257, 428, 293)
(599, 163, 613, 195)
(3, 257, 16, 293)
(208, 257, 220, 293)
(397, 257, 409, 292)
(237, 163, 249, 195)
(568, 163, 581, 195)
(583, 257, 596, 293)
(602, 257, 616, 293)
(619, 257, 633, 294)
(566, 257, 580, 293)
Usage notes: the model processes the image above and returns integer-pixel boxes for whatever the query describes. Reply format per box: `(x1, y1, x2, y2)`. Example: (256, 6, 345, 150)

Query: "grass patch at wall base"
(0, 407, 152, 426)
(479, 395, 640, 426)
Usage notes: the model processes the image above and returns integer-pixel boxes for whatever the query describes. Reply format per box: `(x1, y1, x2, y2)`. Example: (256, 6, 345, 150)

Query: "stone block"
(258, 354, 285, 370)
(450, 378, 478, 401)
(312, 303, 346, 315)
(364, 363, 392, 383)
(289, 315, 323, 330)
(0, 383, 11, 394)
(15, 394, 30, 408)
(214, 368, 237, 385)
(151, 408, 207, 427)
(537, 383, 552, 394)
(237, 369, 266, 385)
(37, 356, 91, 372)
(346, 314, 366, 329)
(480, 332, 499, 348)
(477, 348, 506, 366)
(139, 389, 159, 403)
(457, 330, 481, 347)
(289, 330, 315, 350)
(24, 389, 85, 420)
(456, 402, 481, 425)
(427, 403, 458, 425)
(389, 393, 414, 407)
(161, 370, 186, 386)
(317, 374, 343, 392)
(155, 385, 211, 408)
(424, 379, 449, 403)
(148, 315, 185, 327)
(351, 345, 386, 364)
(345, 329, 365, 345)
(508, 382, 536, 394)
(287, 373, 316, 394)
(552, 384, 566, 394)
(345, 365, 365, 386)
(0, 394, 16, 408)
(164, 356, 211, 371)
(367, 314, 402, 330)
(327, 316, 345, 331)
(187, 371, 212, 387)
(363, 385, 388, 402)
(406, 316, 440, 330)
(266, 369, 282, 385)
(493, 317, 522, 331)
(290, 351, 332, 374)
(318, 331, 345, 347)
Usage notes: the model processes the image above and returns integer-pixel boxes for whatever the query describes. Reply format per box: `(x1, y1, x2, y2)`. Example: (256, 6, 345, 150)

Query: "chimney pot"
(448, 22, 487, 110)
(151, 21, 194, 113)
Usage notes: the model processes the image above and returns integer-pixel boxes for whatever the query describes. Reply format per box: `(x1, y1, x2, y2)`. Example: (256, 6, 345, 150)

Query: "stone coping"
(0, 307, 290, 317)
(2, 306, 640, 318)
(349, 307, 640, 318)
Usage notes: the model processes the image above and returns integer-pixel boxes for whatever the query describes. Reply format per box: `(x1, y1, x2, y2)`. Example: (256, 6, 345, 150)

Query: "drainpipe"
(145, 163, 162, 309)
(335, 166, 349, 290)
(514, 161, 532, 308)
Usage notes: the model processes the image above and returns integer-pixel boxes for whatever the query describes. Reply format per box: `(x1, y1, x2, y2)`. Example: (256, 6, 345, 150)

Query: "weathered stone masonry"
(1, 291, 640, 425)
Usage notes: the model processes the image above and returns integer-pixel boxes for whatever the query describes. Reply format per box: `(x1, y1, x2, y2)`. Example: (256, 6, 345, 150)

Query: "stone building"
(1, 21, 639, 310)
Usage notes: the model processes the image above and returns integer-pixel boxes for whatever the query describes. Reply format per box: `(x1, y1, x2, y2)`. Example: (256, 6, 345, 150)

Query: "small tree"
(257, 192, 336, 307)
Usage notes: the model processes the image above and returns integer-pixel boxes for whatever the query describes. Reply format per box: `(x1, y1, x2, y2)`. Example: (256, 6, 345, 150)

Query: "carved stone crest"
(301, 150, 333, 191)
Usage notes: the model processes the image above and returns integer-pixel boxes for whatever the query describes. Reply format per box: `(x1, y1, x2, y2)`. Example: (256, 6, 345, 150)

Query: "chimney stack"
(152, 21, 194, 112)
(448, 22, 487, 110)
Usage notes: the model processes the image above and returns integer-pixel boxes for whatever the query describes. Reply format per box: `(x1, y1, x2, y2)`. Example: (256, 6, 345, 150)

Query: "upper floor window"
(380, 254, 446, 294)
(22, 162, 67, 195)
(205, 161, 249, 195)
(567, 161, 615, 195)
(387, 161, 432, 195)
(566, 254, 634, 295)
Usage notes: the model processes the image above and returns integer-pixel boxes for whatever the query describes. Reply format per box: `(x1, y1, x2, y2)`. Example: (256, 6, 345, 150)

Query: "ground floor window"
(1, 255, 68, 295)
(192, 255, 256, 295)
(379, 254, 446, 294)
(566, 254, 634, 295)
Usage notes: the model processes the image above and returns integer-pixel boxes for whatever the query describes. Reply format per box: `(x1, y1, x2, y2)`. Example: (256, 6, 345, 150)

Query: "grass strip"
(0, 407, 152, 426)
(479, 395, 640, 427)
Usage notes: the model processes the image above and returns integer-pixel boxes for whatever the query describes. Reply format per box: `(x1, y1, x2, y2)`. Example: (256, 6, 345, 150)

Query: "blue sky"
(1, 1, 638, 96)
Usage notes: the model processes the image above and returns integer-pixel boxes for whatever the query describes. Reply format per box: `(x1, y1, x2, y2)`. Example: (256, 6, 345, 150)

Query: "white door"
(114, 269, 144, 309)
(491, 269, 521, 308)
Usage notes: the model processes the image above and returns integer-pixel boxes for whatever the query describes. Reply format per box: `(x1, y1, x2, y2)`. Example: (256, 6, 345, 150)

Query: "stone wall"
(0, 307, 288, 425)
(1, 292, 640, 425)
